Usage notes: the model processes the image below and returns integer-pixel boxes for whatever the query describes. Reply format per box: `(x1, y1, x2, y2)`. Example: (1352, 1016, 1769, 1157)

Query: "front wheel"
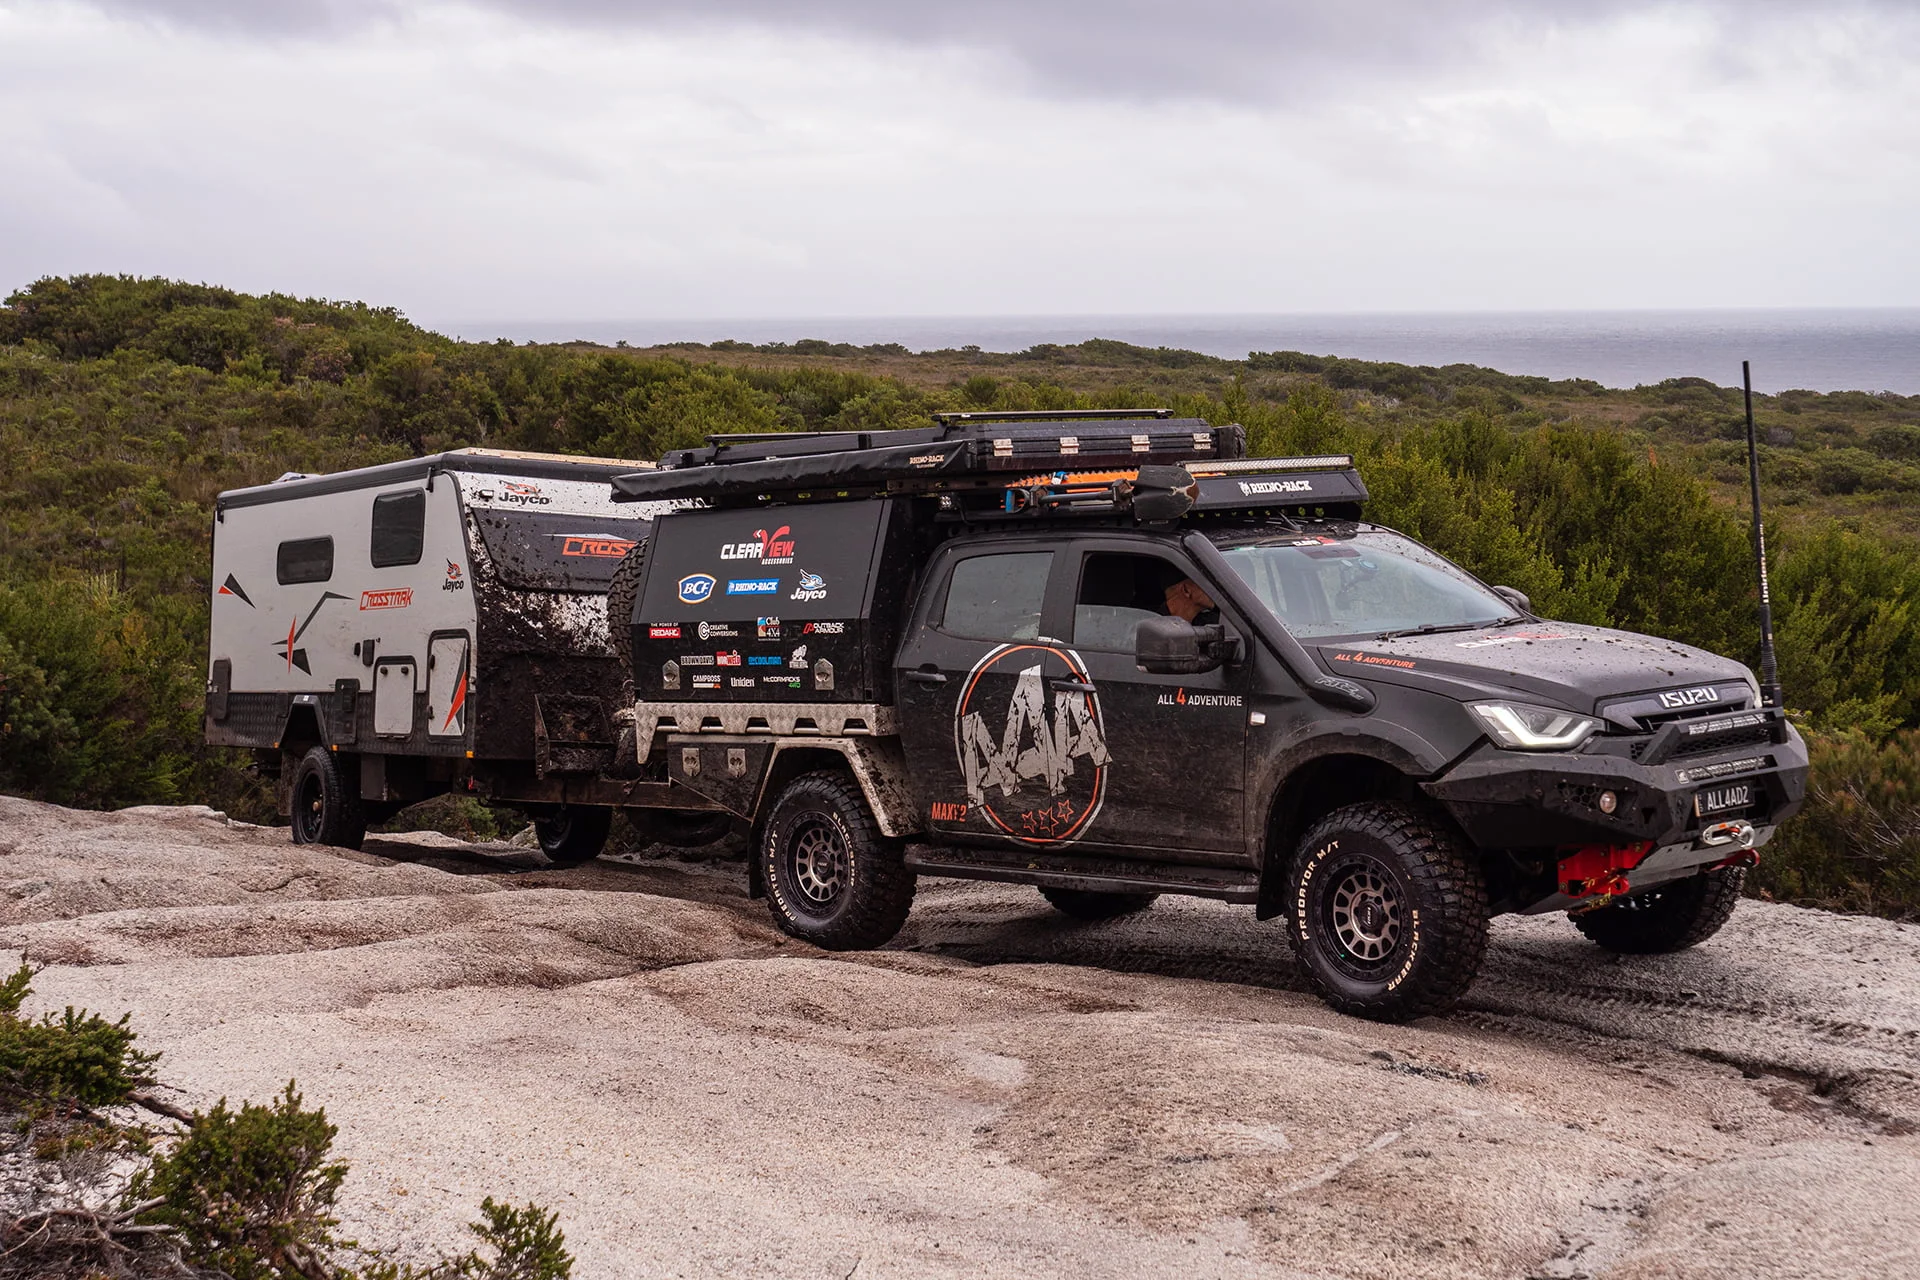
(1572, 866, 1745, 954)
(289, 746, 366, 850)
(534, 805, 613, 867)
(1285, 801, 1489, 1022)
(759, 771, 915, 950)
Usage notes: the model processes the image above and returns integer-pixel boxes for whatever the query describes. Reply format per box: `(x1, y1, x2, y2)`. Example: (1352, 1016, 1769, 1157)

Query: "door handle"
(1048, 678, 1096, 694)
(905, 669, 948, 686)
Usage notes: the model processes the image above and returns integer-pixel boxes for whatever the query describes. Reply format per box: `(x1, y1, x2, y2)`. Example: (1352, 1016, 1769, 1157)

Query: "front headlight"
(1468, 701, 1602, 751)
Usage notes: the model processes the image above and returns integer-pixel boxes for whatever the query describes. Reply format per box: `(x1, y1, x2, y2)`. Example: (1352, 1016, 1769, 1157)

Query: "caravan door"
(428, 632, 472, 739)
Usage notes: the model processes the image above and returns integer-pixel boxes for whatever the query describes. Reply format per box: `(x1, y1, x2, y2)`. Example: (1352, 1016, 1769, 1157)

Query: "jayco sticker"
(951, 643, 1110, 845)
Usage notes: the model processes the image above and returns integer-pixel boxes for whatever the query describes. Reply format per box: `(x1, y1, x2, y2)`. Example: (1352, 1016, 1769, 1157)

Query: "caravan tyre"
(534, 805, 613, 867)
(759, 771, 915, 950)
(289, 746, 367, 850)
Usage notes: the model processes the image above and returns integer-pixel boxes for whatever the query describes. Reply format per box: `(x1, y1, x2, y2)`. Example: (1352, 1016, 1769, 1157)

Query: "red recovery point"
(1556, 841, 1655, 901)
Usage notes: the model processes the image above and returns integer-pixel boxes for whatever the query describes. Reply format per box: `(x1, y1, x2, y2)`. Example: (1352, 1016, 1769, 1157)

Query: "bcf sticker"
(678, 574, 716, 604)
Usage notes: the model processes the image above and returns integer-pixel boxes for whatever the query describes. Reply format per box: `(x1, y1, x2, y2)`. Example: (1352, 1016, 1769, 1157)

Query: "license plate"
(1694, 783, 1753, 817)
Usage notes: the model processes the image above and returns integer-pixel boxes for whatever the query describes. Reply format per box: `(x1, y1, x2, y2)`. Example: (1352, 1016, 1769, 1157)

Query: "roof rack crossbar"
(931, 408, 1173, 423)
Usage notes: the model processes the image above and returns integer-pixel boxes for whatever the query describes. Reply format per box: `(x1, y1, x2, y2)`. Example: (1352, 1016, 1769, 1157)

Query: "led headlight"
(1468, 701, 1603, 751)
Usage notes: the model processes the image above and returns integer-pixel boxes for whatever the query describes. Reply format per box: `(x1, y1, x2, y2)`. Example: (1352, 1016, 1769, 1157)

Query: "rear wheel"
(289, 746, 366, 850)
(1285, 801, 1489, 1022)
(534, 805, 613, 867)
(1039, 887, 1158, 920)
(1572, 866, 1745, 954)
(759, 771, 915, 950)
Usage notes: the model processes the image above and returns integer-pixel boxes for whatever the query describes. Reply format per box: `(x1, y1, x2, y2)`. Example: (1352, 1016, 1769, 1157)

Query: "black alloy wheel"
(288, 745, 367, 850)
(759, 771, 915, 950)
(1572, 865, 1746, 954)
(534, 805, 614, 867)
(1039, 887, 1159, 920)
(1286, 801, 1489, 1022)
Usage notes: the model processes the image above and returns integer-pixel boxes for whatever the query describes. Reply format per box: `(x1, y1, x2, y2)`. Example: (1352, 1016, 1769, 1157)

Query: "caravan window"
(370, 491, 426, 567)
(276, 536, 334, 584)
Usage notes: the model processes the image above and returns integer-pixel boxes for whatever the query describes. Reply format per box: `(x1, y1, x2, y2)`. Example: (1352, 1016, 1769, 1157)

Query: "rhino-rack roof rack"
(613, 411, 1246, 507)
(934, 455, 1368, 526)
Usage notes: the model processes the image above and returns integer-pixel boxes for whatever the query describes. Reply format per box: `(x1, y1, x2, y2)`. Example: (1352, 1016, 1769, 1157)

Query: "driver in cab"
(1164, 576, 1219, 625)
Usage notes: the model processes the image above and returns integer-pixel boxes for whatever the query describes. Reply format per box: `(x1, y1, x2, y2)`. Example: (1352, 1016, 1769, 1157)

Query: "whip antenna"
(1742, 360, 1782, 707)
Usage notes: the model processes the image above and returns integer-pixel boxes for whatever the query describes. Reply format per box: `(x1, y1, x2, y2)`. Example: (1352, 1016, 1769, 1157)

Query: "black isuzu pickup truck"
(588, 410, 1806, 1021)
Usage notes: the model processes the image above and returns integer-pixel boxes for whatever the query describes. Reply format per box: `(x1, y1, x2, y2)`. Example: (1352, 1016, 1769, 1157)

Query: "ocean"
(437, 308, 1920, 396)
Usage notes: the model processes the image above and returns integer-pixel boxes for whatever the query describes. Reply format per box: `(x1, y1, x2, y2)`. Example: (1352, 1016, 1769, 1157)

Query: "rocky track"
(2, 795, 1916, 1279)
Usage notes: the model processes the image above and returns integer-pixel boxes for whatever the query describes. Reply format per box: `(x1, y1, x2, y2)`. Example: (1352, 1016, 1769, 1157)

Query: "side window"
(940, 552, 1052, 642)
(276, 536, 334, 585)
(370, 491, 426, 568)
(1073, 552, 1186, 651)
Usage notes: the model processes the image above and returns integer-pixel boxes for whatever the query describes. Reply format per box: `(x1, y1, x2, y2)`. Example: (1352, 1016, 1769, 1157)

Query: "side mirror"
(1492, 585, 1532, 614)
(1135, 616, 1227, 675)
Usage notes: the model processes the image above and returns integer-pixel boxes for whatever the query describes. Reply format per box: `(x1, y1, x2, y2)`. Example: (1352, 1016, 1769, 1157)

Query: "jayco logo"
(494, 480, 552, 506)
(789, 570, 826, 602)
(722, 525, 795, 565)
(954, 644, 1110, 846)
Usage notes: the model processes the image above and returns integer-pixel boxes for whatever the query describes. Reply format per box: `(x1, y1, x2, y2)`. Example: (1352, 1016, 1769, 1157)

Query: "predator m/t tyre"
(1572, 866, 1746, 954)
(534, 804, 613, 867)
(605, 538, 651, 689)
(760, 771, 916, 950)
(1286, 801, 1489, 1022)
(1039, 887, 1159, 920)
(289, 746, 367, 850)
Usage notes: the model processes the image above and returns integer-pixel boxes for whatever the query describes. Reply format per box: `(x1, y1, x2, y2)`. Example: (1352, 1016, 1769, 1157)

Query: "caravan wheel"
(289, 746, 367, 850)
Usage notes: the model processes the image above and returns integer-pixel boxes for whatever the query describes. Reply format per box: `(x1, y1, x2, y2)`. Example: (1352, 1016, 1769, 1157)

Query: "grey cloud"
(81, 1, 1913, 103)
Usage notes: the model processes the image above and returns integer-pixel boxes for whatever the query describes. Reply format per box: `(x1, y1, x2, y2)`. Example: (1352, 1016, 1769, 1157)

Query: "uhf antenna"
(1742, 360, 1783, 708)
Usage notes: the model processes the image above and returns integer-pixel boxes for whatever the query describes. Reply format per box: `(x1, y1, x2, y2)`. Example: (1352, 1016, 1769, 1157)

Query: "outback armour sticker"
(953, 643, 1110, 846)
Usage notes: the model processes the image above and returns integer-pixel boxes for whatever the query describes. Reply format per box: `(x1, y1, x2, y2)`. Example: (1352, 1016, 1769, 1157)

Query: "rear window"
(370, 491, 426, 567)
(470, 510, 647, 591)
(940, 552, 1052, 641)
(276, 536, 333, 585)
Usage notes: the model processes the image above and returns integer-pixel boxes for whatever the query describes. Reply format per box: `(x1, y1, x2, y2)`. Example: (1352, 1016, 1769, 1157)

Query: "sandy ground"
(2, 795, 1917, 1280)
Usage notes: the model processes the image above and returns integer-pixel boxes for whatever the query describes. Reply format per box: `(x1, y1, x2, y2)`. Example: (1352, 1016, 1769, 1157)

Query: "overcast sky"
(1, 0, 1915, 325)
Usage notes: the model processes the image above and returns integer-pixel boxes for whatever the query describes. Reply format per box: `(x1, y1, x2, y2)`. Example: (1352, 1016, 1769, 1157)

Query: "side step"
(902, 847, 1258, 903)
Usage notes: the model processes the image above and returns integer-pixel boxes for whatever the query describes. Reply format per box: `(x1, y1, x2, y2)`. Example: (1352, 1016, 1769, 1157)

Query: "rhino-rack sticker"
(955, 643, 1110, 846)
(360, 588, 413, 610)
(727, 578, 781, 596)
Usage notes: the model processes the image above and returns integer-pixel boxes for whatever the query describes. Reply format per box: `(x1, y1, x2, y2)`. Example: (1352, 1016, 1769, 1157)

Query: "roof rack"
(616, 411, 1246, 505)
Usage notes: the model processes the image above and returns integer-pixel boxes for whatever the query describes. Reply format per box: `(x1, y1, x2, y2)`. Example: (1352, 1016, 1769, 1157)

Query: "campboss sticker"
(952, 643, 1110, 846)
(359, 588, 413, 611)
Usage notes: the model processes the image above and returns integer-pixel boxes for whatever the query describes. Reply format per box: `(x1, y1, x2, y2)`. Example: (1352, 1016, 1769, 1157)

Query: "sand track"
(2, 794, 1916, 1279)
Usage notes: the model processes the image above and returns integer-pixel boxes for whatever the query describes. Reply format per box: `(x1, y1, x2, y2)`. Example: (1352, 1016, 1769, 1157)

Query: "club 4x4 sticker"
(951, 643, 1110, 845)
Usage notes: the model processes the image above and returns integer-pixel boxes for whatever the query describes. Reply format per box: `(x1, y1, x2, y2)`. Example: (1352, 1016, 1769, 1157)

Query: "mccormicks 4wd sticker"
(952, 643, 1111, 846)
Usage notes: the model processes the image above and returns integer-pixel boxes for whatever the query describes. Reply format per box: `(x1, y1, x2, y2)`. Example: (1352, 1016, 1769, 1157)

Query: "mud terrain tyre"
(534, 805, 613, 867)
(760, 771, 915, 950)
(1286, 801, 1489, 1022)
(289, 746, 366, 850)
(1040, 887, 1158, 919)
(605, 538, 651, 687)
(1572, 866, 1746, 954)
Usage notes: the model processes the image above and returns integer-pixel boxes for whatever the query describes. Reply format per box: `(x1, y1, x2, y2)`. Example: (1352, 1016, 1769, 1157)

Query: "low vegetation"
(0, 965, 573, 1280)
(1, 274, 1916, 914)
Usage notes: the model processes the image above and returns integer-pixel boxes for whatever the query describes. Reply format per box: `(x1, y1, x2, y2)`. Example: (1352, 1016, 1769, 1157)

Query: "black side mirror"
(1135, 616, 1227, 675)
(1492, 585, 1532, 614)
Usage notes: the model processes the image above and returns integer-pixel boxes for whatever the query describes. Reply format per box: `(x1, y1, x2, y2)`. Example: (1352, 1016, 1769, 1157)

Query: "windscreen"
(1215, 529, 1514, 640)
(470, 509, 649, 591)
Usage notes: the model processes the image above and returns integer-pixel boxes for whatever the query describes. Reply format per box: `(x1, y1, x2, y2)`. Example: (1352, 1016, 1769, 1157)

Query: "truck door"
(896, 543, 1112, 849)
(1063, 545, 1247, 856)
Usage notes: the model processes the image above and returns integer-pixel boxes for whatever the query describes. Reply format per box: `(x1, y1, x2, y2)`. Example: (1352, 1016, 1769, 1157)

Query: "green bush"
(135, 1081, 350, 1280)
(0, 963, 159, 1113)
(1757, 729, 1920, 917)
